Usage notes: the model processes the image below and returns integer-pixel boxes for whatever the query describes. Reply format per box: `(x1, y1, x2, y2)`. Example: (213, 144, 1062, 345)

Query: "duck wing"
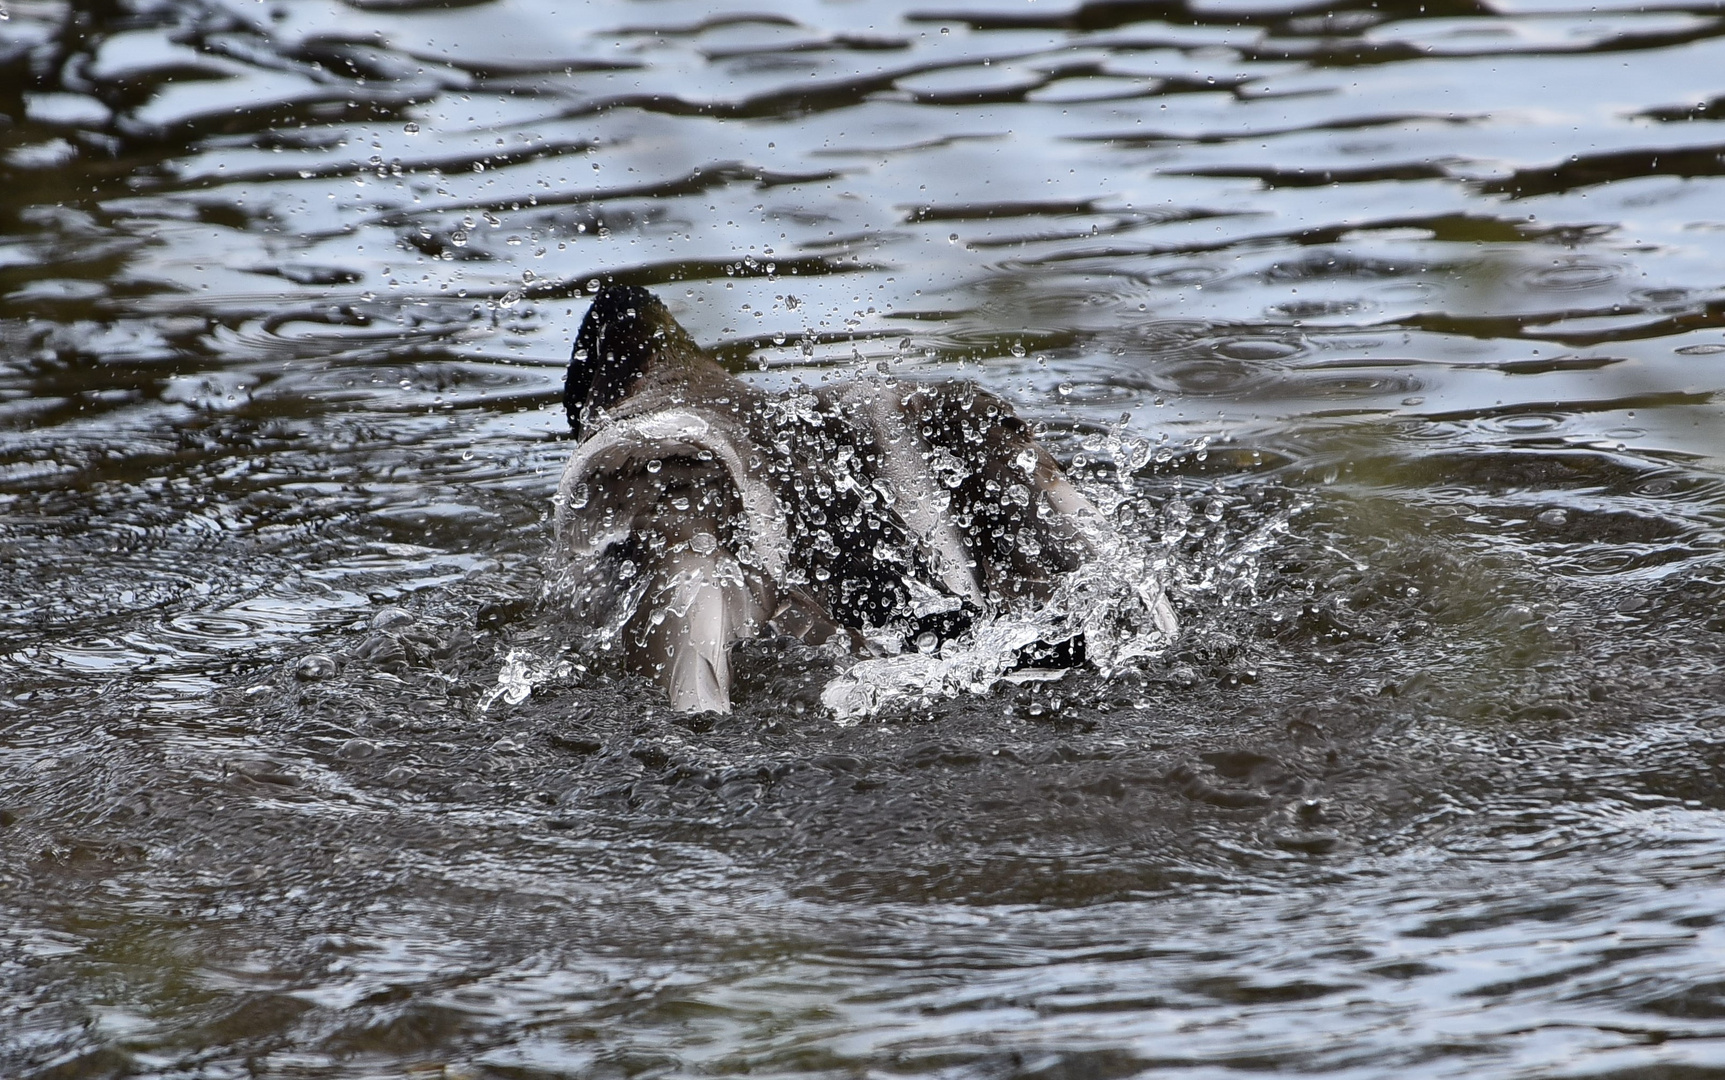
(748, 387, 978, 645)
(894, 381, 1112, 606)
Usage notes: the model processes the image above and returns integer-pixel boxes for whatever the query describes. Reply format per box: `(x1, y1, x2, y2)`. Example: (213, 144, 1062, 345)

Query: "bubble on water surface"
(370, 607, 415, 631)
(294, 654, 338, 681)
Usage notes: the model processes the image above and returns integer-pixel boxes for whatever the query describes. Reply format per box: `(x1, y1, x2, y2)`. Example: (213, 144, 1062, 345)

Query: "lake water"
(6, 0, 1725, 1076)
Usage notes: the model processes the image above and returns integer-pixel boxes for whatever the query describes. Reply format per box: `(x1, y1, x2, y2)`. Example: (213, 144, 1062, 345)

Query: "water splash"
(819, 491, 1182, 722)
(479, 646, 585, 713)
(479, 648, 536, 711)
(530, 428, 1297, 722)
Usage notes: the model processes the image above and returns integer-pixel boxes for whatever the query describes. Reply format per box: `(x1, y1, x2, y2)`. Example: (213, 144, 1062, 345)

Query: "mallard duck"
(550, 284, 1151, 713)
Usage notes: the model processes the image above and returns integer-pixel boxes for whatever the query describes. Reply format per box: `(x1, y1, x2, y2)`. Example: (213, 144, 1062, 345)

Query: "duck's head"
(564, 284, 703, 438)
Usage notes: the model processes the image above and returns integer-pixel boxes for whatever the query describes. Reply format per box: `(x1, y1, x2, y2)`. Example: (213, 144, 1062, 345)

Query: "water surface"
(6, 0, 1725, 1076)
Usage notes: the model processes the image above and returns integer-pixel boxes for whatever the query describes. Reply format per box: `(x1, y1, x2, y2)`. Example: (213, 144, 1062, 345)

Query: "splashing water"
(479, 647, 587, 713)
(820, 485, 1182, 722)
(516, 440, 1297, 722)
(480, 648, 536, 711)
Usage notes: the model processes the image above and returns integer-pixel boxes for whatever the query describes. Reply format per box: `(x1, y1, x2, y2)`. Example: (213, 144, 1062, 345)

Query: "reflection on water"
(6, 0, 1725, 1075)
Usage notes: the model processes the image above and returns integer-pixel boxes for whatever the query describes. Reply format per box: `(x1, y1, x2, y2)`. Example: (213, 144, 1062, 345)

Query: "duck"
(550, 284, 1160, 713)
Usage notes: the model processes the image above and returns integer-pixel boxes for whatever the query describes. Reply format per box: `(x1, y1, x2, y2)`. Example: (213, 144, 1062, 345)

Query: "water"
(6, 0, 1725, 1075)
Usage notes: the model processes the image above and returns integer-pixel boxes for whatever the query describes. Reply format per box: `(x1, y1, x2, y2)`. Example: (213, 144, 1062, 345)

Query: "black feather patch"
(565, 285, 669, 437)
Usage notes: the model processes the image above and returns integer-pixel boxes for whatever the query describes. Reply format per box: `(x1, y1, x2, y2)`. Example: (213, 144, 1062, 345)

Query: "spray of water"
(497, 424, 1292, 720)
(818, 518, 1180, 722)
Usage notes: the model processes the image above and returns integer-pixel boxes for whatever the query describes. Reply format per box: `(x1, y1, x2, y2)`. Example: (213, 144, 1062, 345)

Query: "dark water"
(7, 0, 1725, 1075)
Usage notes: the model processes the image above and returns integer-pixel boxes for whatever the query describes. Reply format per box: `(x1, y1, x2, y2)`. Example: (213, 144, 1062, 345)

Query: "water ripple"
(8, 0, 1725, 1075)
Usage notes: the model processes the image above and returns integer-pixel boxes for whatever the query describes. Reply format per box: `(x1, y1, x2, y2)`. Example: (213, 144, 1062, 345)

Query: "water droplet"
(1010, 342, 1026, 357)
(403, 122, 420, 134)
(646, 459, 663, 474)
(948, 233, 959, 243)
